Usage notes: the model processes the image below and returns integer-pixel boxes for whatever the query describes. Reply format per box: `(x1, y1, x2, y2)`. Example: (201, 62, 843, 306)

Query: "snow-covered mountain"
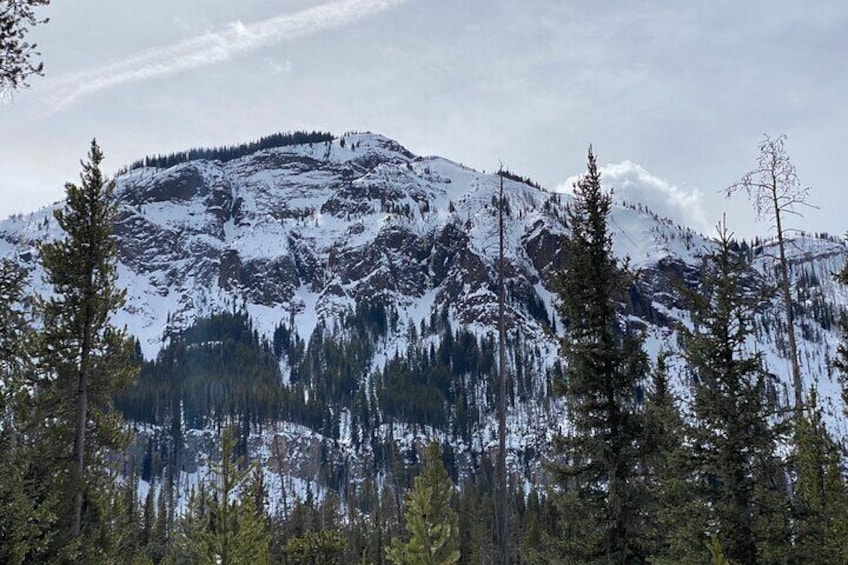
(2, 132, 846, 497)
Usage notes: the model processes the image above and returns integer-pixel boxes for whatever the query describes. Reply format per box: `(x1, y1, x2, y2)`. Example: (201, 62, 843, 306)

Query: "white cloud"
(40, 0, 410, 110)
(558, 161, 709, 233)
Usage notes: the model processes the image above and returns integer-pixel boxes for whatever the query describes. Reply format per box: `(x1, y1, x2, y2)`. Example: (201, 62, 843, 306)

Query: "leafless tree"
(725, 133, 814, 413)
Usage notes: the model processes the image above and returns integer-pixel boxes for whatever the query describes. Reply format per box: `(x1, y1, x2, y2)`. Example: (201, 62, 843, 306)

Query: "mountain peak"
(1, 133, 845, 431)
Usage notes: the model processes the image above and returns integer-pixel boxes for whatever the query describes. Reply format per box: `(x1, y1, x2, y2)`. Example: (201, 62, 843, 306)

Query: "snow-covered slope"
(2, 132, 847, 493)
(4, 133, 701, 355)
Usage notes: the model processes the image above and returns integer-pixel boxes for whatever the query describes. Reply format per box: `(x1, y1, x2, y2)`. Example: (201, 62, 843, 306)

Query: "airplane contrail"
(41, 0, 410, 110)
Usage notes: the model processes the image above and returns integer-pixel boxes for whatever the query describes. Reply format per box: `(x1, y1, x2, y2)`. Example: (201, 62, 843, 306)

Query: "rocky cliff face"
(98, 133, 599, 357)
(2, 132, 846, 498)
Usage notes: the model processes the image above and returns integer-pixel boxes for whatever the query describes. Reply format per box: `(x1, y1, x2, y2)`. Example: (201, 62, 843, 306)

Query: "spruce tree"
(387, 442, 460, 565)
(36, 138, 138, 557)
(0, 258, 31, 407)
(641, 353, 706, 564)
(170, 428, 271, 564)
(280, 530, 346, 565)
(0, 258, 60, 563)
(680, 221, 790, 564)
(551, 146, 650, 563)
(789, 387, 848, 563)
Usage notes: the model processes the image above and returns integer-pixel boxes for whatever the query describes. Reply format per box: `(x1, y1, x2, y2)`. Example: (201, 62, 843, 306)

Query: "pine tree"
(35, 139, 138, 558)
(641, 353, 706, 564)
(706, 534, 732, 565)
(0, 258, 61, 563)
(0, 0, 50, 94)
(680, 221, 790, 564)
(149, 479, 170, 562)
(280, 530, 346, 565)
(461, 489, 496, 565)
(170, 427, 271, 564)
(140, 483, 155, 550)
(386, 442, 460, 565)
(790, 387, 848, 562)
(551, 146, 650, 563)
(0, 258, 31, 410)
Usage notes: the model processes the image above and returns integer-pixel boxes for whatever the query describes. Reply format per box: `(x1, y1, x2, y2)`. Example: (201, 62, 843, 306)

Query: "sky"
(1, 0, 846, 239)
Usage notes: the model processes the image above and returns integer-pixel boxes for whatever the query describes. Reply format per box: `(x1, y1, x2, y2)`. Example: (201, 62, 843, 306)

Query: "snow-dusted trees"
(835, 256, 848, 409)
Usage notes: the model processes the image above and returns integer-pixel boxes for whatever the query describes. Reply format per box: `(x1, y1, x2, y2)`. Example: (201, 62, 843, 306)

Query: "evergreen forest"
(3, 140, 848, 565)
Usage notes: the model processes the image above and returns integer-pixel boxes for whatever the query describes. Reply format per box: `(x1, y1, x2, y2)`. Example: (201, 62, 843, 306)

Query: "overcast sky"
(2, 0, 846, 239)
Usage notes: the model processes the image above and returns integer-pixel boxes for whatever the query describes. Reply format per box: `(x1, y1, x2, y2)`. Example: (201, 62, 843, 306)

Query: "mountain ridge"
(2, 131, 847, 495)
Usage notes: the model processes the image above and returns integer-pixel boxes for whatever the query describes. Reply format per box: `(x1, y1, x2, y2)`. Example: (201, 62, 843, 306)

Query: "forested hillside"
(2, 133, 848, 563)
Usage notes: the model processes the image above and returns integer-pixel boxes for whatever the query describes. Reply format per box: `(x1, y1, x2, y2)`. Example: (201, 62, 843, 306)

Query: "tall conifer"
(551, 147, 649, 563)
(680, 221, 790, 564)
(169, 428, 271, 564)
(789, 388, 848, 562)
(641, 354, 706, 564)
(37, 139, 137, 557)
(387, 442, 459, 565)
(0, 258, 60, 563)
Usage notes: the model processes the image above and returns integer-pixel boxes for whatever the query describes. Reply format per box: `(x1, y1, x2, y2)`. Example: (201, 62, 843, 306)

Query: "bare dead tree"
(725, 133, 814, 413)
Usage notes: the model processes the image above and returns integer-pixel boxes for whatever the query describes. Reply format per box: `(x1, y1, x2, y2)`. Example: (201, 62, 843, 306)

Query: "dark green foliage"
(279, 298, 389, 437)
(378, 324, 494, 435)
(680, 223, 790, 564)
(524, 289, 551, 331)
(0, 258, 31, 416)
(0, 259, 60, 563)
(36, 139, 138, 556)
(0, 0, 49, 93)
(273, 320, 304, 365)
(497, 168, 542, 189)
(789, 388, 848, 563)
(387, 442, 460, 565)
(280, 530, 346, 565)
(116, 311, 284, 432)
(835, 254, 848, 411)
(457, 478, 496, 565)
(125, 131, 334, 171)
(169, 428, 271, 564)
(0, 430, 59, 564)
(551, 146, 650, 563)
(794, 267, 836, 332)
(641, 354, 706, 564)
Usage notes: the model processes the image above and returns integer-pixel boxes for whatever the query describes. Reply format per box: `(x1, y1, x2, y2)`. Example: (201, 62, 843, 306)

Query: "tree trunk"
(71, 259, 96, 539)
(71, 360, 89, 538)
(773, 182, 802, 412)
